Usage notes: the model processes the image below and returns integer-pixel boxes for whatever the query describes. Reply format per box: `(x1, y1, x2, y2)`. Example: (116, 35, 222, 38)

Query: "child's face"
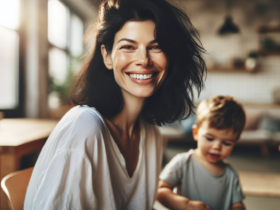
(101, 20, 168, 99)
(192, 122, 239, 164)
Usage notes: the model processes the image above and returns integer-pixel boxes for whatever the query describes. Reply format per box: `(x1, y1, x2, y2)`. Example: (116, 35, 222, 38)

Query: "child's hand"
(157, 180, 212, 210)
(186, 200, 211, 210)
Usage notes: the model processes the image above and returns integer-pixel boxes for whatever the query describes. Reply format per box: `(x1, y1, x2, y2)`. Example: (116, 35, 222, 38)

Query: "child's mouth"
(209, 153, 220, 160)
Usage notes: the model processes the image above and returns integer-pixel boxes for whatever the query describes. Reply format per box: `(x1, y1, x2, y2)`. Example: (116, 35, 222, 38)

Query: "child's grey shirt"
(160, 149, 244, 210)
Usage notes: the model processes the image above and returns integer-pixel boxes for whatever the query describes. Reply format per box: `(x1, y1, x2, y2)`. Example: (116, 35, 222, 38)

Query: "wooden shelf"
(257, 25, 280, 33)
(257, 50, 280, 56)
(207, 66, 256, 73)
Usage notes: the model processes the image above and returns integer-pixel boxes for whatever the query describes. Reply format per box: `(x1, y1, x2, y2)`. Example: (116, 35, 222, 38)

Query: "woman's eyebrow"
(117, 38, 158, 44)
(149, 40, 158, 44)
(117, 38, 137, 44)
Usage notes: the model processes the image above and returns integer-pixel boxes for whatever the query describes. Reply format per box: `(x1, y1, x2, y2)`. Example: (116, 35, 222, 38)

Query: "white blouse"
(24, 106, 163, 210)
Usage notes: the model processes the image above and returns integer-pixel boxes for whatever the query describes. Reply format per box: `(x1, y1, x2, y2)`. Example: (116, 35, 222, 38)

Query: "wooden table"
(0, 118, 58, 210)
(239, 171, 280, 197)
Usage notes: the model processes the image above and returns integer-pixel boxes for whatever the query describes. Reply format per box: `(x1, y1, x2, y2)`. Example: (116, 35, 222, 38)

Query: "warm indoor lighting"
(0, 0, 20, 30)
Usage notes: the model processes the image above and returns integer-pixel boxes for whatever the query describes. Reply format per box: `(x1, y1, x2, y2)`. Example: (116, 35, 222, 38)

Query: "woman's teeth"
(129, 74, 153, 80)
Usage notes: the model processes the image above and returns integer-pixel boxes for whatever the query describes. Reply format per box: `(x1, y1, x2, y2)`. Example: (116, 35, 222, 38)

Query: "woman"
(24, 0, 206, 209)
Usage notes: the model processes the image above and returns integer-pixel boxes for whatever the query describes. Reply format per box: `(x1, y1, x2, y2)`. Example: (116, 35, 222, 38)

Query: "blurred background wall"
(181, 0, 280, 104)
(0, 0, 280, 118)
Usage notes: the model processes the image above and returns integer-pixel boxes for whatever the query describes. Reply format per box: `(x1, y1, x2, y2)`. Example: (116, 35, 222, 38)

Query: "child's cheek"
(202, 138, 212, 146)
(222, 146, 233, 158)
(201, 139, 211, 151)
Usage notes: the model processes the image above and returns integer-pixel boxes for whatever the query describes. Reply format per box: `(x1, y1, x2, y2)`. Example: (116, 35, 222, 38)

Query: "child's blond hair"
(196, 95, 246, 139)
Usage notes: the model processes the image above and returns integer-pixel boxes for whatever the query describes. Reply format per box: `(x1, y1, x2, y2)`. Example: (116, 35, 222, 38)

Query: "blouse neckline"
(103, 118, 146, 183)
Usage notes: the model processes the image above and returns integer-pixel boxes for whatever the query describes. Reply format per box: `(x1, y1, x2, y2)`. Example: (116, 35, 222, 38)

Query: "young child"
(157, 95, 246, 210)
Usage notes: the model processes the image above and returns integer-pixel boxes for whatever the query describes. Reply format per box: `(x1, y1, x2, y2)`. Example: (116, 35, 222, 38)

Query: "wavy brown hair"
(71, 0, 206, 126)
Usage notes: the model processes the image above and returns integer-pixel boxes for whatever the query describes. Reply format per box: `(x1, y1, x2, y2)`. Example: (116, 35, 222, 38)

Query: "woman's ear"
(192, 124, 198, 142)
(101, 45, 113, 70)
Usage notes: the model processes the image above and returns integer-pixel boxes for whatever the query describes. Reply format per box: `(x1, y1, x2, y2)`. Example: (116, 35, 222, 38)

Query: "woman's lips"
(129, 73, 154, 80)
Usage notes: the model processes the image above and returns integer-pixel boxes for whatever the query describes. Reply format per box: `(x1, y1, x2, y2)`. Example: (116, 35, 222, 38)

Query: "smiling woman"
(101, 20, 168, 98)
(24, 0, 206, 209)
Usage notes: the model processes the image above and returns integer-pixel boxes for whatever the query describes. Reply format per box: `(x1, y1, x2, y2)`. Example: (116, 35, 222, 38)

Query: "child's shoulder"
(223, 162, 239, 178)
(169, 149, 194, 164)
(160, 149, 195, 183)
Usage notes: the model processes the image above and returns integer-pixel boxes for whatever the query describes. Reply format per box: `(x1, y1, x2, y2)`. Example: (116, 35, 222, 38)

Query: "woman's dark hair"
(71, 0, 206, 126)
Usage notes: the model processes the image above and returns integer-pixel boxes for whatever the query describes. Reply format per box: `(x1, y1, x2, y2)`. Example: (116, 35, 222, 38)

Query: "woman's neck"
(103, 91, 145, 177)
(105, 90, 145, 139)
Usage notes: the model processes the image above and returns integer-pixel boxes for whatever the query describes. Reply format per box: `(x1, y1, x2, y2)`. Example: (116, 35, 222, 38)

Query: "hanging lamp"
(218, 0, 239, 35)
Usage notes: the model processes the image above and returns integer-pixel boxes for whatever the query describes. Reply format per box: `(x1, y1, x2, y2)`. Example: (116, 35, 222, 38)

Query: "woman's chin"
(122, 87, 156, 99)
(132, 92, 154, 99)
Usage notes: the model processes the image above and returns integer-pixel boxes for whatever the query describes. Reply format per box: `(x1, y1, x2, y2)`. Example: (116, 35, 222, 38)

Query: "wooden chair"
(1, 167, 34, 210)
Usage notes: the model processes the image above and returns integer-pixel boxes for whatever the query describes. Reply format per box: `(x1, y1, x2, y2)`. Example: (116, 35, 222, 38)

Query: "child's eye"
(223, 142, 232, 146)
(206, 138, 214, 141)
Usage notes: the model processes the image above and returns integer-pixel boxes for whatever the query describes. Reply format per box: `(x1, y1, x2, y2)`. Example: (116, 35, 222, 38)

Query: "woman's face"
(101, 20, 168, 99)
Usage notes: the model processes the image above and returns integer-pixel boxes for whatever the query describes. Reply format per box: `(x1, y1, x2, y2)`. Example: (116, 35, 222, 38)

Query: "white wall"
(199, 57, 280, 103)
(180, 0, 280, 104)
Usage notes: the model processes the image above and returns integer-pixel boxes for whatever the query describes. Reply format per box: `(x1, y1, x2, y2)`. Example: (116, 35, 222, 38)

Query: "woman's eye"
(206, 138, 214, 141)
(150, 45, 161, 50)
(120, 45, 133, 50)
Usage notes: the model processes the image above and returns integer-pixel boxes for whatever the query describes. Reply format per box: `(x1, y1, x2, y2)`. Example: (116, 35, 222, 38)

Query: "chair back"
(1, 167, 34, 210)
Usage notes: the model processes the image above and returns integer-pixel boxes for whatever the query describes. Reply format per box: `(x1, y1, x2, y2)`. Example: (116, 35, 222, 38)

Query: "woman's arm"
(229, 202, 246, 210)
(157, 180, 211, 210)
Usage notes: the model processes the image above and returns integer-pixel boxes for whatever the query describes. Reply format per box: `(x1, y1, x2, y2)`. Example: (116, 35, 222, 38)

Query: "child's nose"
(212, 140, 222, 150)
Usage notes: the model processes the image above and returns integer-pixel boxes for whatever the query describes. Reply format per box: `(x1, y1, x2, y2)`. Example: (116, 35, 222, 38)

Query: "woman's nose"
(134, 48, 152, 67)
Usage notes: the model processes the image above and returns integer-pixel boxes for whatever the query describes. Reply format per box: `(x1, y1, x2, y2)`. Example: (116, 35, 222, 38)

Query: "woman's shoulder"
(63, 105, 103, 121)
(59, 105, 106, 130)
(142, 120, 161, 137)
(49, 105, 108, 147)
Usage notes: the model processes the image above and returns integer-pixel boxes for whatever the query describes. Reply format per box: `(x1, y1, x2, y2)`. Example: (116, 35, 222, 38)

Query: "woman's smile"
(127, 73, 157, 85)
(128, 73, 154, 80)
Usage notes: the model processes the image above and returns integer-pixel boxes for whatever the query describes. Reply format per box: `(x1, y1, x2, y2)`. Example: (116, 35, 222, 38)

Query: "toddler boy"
(157, 96, 246, 210)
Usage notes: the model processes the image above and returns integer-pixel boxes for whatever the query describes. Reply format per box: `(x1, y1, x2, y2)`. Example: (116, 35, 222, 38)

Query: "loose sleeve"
(32, 150, 96, 210)
(159, 154, 186, 187)
(231, 172, 245, 204)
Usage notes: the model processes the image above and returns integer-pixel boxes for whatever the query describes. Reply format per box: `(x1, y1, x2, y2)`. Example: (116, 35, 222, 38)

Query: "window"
(48, 0, 84, 109)
(0, 0, 21, 117)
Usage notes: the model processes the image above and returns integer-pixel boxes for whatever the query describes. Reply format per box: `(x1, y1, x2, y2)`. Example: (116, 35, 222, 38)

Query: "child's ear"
(101, 45, 113, 70)
(192, 124, 198, 142)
